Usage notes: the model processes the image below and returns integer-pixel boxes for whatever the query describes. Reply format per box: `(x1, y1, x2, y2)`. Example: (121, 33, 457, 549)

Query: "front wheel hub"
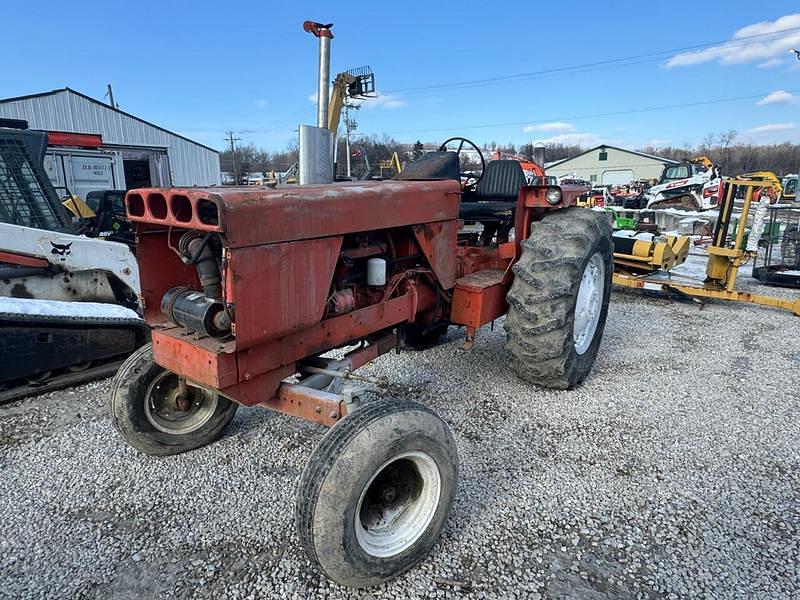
(355, 451, 442, 558)
(143, 370, 219, 435)
(573, 252, 605, 355)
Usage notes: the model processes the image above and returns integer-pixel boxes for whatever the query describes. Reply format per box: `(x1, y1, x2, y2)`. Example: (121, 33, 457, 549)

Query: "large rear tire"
(296, 398, 458, 588)
(504, 208, 612, 389)
(109, 343, 238, 456)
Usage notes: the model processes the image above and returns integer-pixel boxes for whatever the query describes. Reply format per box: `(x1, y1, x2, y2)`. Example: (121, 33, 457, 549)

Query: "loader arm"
(327, 72, 357, 138)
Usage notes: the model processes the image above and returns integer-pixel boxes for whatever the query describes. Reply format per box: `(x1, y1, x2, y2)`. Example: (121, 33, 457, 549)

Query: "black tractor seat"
(396, 153, 526, 221)
(460, 160, 526, 220)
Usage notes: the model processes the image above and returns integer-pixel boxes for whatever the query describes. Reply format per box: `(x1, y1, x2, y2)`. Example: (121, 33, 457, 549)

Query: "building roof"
(547, 144, 679, 168)
(0, 87, 218, 153)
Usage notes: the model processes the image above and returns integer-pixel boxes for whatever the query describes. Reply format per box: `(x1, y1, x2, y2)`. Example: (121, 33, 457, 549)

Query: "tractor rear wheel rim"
(144, 370, 219, 435)
(573, 252, 604, 355)
(354, 450, 441, 558)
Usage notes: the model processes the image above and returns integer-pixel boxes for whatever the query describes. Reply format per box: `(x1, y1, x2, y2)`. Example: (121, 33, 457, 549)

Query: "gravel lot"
(1, 275, 798, 599)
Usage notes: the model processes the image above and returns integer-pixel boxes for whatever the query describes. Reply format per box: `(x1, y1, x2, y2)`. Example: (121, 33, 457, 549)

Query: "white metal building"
(0, 88, 220, 198)
(546, 145, 678, 185)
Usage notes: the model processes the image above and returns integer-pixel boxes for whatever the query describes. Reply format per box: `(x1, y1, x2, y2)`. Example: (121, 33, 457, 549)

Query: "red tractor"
(111, 139, 612, 588)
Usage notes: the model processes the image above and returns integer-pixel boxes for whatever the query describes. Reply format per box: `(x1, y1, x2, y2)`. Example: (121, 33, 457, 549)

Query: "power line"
(213, 28, 800, 147)
(225, 130, 241, 183)
(381, 26, 800, 96)
(357, 89, 800, 137)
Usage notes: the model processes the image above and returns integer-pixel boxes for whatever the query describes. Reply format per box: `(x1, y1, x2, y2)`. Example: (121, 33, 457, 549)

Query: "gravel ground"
(1, 279, 799, 599)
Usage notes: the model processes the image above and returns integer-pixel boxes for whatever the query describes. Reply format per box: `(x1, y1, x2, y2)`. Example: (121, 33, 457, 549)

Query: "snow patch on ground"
(0, 297, 139, 320)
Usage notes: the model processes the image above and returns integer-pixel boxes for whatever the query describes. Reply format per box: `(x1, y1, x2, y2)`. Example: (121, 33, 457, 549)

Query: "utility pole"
(105, 84, 116, 108)
(344, 102, 359, 179)
(225, 131, 241, 185)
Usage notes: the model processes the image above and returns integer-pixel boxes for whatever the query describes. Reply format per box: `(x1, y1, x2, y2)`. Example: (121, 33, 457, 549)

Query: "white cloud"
(254, 99, 268, 109)
(531, 132, 603, 147)
(365, 94, 406, 109)
(757, 90, 796, 105)
(522, 121, 574, 133)
(646, 139, 671, 146)
(307, 91, 405, 109)
(666, 13, 800, 67)
(746, 123, 797, 134)
(757, 58, 784, 68)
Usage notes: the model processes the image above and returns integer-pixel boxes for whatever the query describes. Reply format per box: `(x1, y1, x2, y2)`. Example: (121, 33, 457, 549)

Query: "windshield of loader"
(0, 130, 74, 232)
(662, 165, 691, 181)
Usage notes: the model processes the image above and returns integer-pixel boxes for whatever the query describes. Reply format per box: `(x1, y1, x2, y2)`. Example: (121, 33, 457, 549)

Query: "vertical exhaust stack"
(300, 21, 335, 185)
(533, 143, 546, 170)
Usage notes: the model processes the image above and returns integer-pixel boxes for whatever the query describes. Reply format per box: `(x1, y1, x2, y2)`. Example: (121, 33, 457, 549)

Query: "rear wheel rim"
(354, 450, 441, 558)
(143, 370, 219, 435)
(573, 252, 605, 355)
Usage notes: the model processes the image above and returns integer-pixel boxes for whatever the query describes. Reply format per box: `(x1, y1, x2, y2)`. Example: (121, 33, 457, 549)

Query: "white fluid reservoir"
(367, 258, 387, 286)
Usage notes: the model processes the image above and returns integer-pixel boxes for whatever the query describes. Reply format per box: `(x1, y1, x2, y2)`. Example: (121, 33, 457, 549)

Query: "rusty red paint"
(135, 231, 202, 322)
(411, 221, 457, 289)
(45, 131, 103, 148)
(150, 288, 434, 409)
(152, 327, 238, 389)
(225, 236, 342, 349)
(236, 288, 434, 383)
(346, 333, 397, 369)
(456, 245, 510, 279)
(0, 251, 49, 269)
(125, 181, 461, 248)
(450, 268, 509, 328)
(266, 383, 344, 426)
(521, 184, 588, 209)
(133, 174, 586, 427)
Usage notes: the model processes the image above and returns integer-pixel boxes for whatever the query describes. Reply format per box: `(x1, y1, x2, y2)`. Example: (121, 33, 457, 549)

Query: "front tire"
(109, 343, 238, 456)
(296, 398, 458, 588)
(504, 208, 612, 389)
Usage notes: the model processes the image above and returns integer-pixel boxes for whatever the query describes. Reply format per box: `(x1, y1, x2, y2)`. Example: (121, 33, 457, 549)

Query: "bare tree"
(699, 133, 716, 156)
(716, 130, 738, 168)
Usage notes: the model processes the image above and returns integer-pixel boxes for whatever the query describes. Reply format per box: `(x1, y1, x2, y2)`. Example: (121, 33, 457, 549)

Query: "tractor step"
(450, 268, 509, 329)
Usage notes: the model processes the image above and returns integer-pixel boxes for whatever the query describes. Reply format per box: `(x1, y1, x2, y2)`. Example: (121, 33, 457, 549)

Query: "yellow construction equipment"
(737, 171, 784, 199)
(613, 179, 800, 316)
(378, 152, 402, 177)
(326, 67, 375, 138)
(62, 194, 95, 219)
(612, 232, 690, 272)
(692, 155, 714, 170)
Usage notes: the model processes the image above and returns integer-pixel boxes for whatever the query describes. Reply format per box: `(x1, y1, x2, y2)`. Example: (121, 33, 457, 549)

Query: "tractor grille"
(0, 137, 67, 231)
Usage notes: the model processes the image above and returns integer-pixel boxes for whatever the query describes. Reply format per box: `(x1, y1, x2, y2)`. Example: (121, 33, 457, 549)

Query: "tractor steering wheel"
(438, 137, 485, 190)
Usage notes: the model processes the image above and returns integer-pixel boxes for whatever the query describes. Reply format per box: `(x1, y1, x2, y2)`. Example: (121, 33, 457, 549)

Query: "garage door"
(601, 169, 634, 185)
(44, 150, 121, 201)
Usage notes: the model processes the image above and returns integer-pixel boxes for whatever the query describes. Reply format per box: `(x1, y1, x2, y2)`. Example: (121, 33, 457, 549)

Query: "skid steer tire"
(296, 398, 458, 588)
(504, 207, 612, 389)
(109, 344, 238, 456)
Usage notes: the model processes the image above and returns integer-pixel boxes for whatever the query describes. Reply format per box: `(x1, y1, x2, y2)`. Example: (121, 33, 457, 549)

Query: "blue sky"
(3, 1, 799, 152)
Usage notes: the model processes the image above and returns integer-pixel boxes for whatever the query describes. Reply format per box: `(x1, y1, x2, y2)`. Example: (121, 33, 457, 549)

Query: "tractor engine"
(125, 181, 460, 408)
